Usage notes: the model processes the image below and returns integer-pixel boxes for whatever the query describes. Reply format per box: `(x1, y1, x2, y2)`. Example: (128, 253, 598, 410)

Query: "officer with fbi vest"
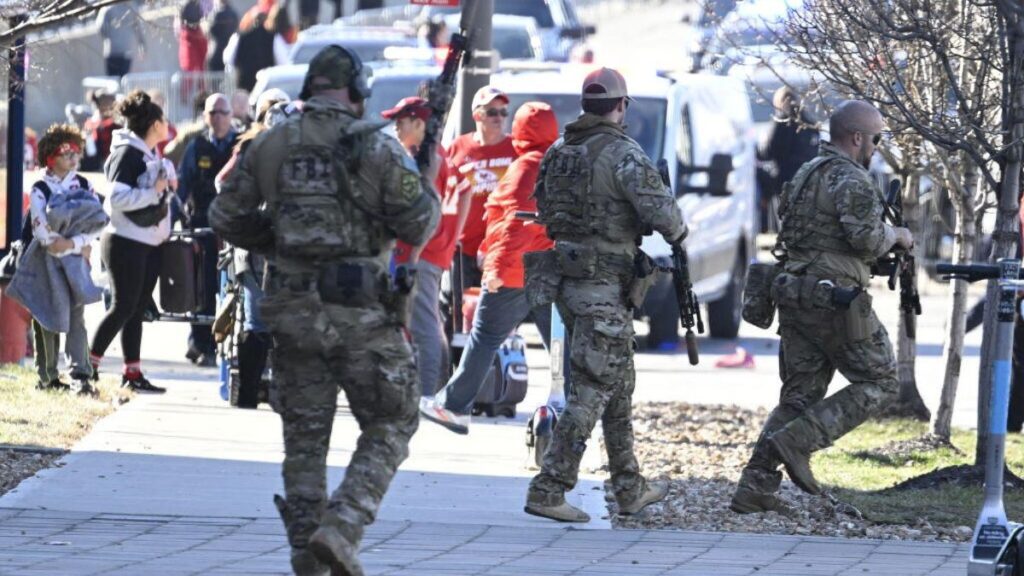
(210, 45, 440, 576)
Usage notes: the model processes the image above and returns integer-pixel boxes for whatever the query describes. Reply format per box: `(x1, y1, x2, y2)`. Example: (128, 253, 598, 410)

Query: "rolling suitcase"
(160, 235, 205, 314)
(471, 333, 529, 418)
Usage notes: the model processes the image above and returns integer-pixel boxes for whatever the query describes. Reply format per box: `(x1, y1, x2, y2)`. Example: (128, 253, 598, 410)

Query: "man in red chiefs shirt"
(386, 96, 458, 397)
(445, 86, 518, 329)
(421, 102, 561, 435)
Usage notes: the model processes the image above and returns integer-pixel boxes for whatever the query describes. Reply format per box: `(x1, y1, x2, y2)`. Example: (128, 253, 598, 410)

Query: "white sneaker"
(418, 397, 470, 435)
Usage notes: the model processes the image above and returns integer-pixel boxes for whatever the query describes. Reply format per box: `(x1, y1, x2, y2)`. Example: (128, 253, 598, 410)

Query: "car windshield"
(504, 93, 666, 160)
(256, 74, 431, 120)
(428, 0, 555, 28)
(291, 38, 415, 64)
(494, 28, 536, 60)
(366, 75, 433, 119)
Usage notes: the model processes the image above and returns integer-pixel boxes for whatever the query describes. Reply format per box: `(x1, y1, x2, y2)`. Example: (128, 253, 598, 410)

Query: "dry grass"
(0, 363, 130, 450)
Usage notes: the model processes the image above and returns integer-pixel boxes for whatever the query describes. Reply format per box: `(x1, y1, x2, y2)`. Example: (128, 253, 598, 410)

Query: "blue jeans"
(240, 271, 267, 333)
(439, 286, 564, 415)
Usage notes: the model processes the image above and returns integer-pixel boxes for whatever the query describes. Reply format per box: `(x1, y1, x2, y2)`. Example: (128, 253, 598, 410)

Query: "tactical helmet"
(298, 45, 372, 103)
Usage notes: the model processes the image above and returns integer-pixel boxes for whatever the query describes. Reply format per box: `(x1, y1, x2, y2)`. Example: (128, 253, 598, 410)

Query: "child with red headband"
(24, 124, 102, 395)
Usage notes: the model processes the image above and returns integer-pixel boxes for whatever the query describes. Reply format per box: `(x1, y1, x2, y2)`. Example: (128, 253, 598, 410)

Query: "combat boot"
(618, 479, 669, 515)
(308, 516, 364, 576)
(524, 492, 590, 523)
(729, 486, 795, 516)
(769, 426, 821, 495)
(290, 546, 329, 576)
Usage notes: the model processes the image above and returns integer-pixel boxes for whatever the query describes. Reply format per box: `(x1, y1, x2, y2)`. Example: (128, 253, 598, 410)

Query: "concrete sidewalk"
(0, 284, 981, 575)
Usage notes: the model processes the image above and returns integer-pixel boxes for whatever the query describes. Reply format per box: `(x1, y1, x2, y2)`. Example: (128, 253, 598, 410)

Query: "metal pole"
(455, 0, 492, 137)
(968, 258, 1022, 575)
(4, 16, 25, 255)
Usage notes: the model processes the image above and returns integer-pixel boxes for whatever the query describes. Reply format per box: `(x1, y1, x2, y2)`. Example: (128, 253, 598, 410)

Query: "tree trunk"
(933, 164, 979, 440)
(889, 169, 931, 421)
(976, 14, 1024, 465)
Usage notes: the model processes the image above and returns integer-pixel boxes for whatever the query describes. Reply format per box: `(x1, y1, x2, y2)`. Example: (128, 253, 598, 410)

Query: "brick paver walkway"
(0, 508, 967, 576)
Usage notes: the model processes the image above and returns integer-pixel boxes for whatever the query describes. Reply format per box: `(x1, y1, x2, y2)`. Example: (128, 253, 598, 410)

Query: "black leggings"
(90, 233, 162, 363)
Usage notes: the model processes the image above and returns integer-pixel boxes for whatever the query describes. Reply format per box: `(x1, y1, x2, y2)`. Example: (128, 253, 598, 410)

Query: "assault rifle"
(877, 179, 922, 338)
(414, 28, 469, 172)
(657, 159, 704, 365)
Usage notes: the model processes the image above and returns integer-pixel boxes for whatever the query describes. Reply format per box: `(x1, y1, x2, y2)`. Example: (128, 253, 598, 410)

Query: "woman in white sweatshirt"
(88, 90, 176, 393)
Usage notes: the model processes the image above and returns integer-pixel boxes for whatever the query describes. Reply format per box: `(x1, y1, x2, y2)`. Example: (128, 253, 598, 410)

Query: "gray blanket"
(8, 190, 109, 333)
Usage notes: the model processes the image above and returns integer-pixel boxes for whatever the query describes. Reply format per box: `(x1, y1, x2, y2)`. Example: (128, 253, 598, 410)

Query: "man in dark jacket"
(757, 87, 819, 232)
(177, 93, 237, 366)
(207, 0, 239, 72)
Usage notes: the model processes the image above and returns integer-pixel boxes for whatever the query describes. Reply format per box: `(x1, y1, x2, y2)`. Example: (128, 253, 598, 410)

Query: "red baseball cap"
(381, 96, 431, 121)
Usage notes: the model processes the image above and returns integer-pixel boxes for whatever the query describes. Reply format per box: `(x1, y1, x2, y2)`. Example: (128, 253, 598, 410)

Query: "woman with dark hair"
(89, 90, 176, 393)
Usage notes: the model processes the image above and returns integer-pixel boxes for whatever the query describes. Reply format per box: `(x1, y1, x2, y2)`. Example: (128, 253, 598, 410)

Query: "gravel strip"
(0, 449, 64, 497)
(604, 402, 974, 542)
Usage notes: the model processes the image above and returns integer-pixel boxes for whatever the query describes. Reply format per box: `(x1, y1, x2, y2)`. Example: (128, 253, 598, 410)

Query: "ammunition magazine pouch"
(771, 271, 872, 339)
(742, 262, 782, 329)
(268, 263, 388, 307)
(627, 251, 659, 310)
(524, 250, 562, 309)
(554, 240, 597, 279)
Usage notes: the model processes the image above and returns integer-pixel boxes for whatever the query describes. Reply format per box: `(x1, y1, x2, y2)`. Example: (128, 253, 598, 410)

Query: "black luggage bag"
(160, 235, 206, 315)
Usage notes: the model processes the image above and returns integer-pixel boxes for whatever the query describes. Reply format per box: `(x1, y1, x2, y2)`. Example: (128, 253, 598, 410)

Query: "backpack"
(271, 113, 384, 260)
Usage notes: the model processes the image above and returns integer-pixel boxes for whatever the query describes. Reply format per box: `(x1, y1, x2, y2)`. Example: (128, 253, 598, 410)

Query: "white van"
(488, 66, 757, 344)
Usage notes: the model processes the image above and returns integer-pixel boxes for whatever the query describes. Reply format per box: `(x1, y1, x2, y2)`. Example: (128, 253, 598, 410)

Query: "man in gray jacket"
(97, 0, 146, 78)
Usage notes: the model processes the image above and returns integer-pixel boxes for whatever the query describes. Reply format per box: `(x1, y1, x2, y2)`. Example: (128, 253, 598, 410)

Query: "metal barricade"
(121, 71, 239, 126)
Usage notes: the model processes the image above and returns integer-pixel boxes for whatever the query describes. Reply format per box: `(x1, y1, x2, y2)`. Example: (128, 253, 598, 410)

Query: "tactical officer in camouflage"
(730, 100, 912, 515)
(209, 45, 440, 576)
(523, 68, 687, 523)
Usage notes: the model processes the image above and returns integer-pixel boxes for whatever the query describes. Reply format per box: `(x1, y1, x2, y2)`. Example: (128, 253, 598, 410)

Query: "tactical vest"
(777, 154, 860, 255)
(537, 134, 617, 241)
(270, 110, 385, 262)
(185, 135, 234, 226)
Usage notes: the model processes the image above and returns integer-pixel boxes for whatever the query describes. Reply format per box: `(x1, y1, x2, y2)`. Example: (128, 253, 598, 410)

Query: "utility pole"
(4, 14, 25, 255)
(454, 0, 492, 136)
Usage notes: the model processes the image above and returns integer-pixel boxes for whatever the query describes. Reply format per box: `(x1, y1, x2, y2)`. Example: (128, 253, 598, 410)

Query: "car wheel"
(707, 251, 745, 339)
(644, 273, 680, 350)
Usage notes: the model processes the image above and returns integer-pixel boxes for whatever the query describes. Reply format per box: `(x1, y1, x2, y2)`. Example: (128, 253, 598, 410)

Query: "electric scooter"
(526, 303, 567, 468)
(938, 259, 1024, 575)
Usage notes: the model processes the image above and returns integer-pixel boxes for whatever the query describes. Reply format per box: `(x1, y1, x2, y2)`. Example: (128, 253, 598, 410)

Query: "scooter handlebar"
(936, 263, 1002, 282)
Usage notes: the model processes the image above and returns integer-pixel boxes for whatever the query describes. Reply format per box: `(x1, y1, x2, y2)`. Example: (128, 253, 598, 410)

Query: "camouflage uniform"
(209, 48, 439, 573)
(526, 113, 685, 509)
(736, 142, 899, 499)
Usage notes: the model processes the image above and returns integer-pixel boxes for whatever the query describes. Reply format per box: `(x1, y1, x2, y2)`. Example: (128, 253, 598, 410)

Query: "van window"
(503, 93, 666, 160)
(676, 105, 694, 195)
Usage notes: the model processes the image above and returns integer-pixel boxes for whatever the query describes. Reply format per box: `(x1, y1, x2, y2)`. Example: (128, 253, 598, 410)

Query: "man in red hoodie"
(420, 102, 560, 435)
(385, 96, 457, 397)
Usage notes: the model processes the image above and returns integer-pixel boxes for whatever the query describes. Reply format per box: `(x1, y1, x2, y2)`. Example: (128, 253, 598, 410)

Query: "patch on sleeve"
(400, 172, 421, 202)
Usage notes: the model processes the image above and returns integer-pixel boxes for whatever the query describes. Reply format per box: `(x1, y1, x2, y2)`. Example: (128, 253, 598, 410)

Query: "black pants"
(1010, 310, 1024, 432)
(90, 233, 162, 364)
(442, 250, 482, 337)
(105, 55, 132, 78)
(189, 233, 218, 356)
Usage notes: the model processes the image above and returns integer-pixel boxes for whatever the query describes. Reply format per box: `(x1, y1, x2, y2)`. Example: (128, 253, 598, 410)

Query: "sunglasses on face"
(207, 110, 231, 117)
(871, 133, 882, 146)
(484, 107, 509, 118)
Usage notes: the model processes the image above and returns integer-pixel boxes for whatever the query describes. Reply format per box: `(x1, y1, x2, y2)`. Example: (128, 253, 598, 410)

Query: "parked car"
(485, 66, 757, 343)
(442, 14, 545, 62)
(289, 25, 419, 65)
(249, 62, 440, 121)
(701, 0, 804, 72)
(341, 0, 595, 62)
